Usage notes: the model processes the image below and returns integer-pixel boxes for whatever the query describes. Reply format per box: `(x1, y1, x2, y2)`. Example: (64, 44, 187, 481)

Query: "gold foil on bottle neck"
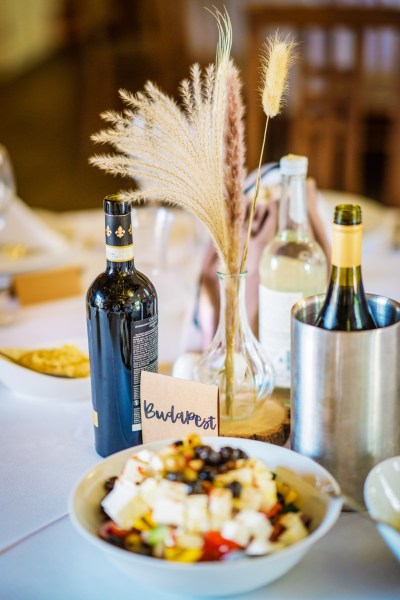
(331, 223, 362, 268)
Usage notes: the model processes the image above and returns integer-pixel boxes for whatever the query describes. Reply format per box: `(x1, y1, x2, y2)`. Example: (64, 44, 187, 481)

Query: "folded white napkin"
(1, 196, 69, 253)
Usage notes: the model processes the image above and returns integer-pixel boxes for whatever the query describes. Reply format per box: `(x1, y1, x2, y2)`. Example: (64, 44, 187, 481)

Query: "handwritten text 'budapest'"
(143, 400, 217, 430)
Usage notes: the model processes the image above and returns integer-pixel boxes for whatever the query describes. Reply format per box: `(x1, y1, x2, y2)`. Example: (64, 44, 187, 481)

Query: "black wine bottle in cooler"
(86, 196, 158, 457)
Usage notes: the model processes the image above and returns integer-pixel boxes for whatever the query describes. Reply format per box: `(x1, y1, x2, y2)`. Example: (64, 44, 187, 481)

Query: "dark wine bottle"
(86, 196, 158, 457)
(314, 204, 376, 331)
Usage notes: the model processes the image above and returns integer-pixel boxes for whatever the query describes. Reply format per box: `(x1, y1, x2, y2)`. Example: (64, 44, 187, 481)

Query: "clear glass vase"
(194, 271, 275, 421)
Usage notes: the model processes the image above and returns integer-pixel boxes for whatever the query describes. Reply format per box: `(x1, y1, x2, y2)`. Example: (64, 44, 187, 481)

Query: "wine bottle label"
(106, 244, 134, 262)
(105, 213, 134, 262)
(131, 314, 158, 432)
(259, 285, 302, 388)
(331, 224, 362, 268)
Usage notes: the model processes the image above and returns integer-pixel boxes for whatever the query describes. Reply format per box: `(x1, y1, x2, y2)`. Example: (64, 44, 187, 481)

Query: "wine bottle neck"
(278, 173, 308, 238)
(329, 223, 364, 289)
(331, 223, 362, 268)
(329, 265, 363, 289)
(106, 259, 135, 272)
(104, 209, 134, 269)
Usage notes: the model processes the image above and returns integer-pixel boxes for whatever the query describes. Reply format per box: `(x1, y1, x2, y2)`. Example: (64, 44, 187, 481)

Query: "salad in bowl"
(98, 434, 310, 562)
(70, 436, 342, 596)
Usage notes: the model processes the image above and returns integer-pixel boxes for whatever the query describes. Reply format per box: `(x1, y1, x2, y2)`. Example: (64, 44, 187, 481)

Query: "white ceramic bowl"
(69, 437, 342, 597)
(0, 338, 91, 401)
(364, 456, 400, 561)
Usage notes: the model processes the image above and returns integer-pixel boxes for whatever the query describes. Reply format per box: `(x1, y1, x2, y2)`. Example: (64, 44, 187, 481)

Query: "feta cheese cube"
(209, 488, 233, 529)
(121, 455, 151, 484)
(101, 479, 148, 529)
(138, 477, 160, 508)
(175, 531, 204, 549)
(150, 454, 165, 473)
(136, 449, 154, 464)
(245, 539, 274, 556)
(158, 479, 190, 501)
(221, 520, 251, 547)
(278, 513, 308, 545)
(184, 494, 210, 532)
(240, 486, 263, 511)
(150, 480, 189, 527)
(235, 509, 272, 540)
(256, 476, 278, 511)
(152, 497, 184, 526)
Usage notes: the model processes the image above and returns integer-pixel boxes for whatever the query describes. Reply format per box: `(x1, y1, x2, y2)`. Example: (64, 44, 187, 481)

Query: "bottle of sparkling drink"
(259, 154, 327, 389)
(314, 203, 376, 330)
(86, 196, 158, 457)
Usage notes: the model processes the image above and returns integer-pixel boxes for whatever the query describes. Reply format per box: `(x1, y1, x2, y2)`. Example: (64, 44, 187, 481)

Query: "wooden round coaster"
(220, 398, 290, 446)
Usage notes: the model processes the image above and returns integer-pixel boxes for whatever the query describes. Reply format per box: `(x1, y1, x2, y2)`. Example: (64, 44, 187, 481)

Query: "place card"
(13, 265, 82, 306)
(140, 371, 219, 443)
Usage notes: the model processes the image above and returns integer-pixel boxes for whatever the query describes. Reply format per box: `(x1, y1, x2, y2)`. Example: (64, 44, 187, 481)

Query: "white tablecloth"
(0, 202, 399, 599)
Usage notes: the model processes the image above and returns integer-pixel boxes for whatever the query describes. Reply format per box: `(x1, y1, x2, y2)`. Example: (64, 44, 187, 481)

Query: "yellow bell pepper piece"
(285, 489, 298, 505)
(132, 511, 155, 531)
(165, 547, 203, 563)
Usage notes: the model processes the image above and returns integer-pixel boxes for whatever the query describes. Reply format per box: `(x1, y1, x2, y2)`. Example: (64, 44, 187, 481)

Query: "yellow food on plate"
(17, 344, 90, 378)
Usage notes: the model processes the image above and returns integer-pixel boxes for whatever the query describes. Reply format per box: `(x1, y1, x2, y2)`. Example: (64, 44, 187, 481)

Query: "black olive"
(220, 446, 234, 461)
(198, 466, 216, 482)
(216, 462, 230, 474)
(188, 480, 206, 495)
(195, 445, 213, 461)
(194, 445, 205, 458)
(104, 476, 117, 492)
(227, 480, 242, 498)
(166, 471, 184, 482)
(231, 448, 248, 460)
(205, 449, 222, 466)
(106, 534, 125, 548)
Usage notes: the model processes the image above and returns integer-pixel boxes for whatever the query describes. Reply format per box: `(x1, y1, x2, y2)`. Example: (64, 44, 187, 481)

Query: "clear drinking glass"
(0, 145, 15, 231)
(131, 206, 174, 275)
(0, 145, 18, 325)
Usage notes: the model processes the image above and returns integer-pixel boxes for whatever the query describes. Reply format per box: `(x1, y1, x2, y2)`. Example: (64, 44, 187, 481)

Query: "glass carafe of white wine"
(259, 154, 327, 390)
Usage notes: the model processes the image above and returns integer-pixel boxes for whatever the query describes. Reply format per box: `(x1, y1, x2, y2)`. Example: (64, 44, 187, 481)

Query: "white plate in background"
(0, 337, 91, 401)
(318, 190, 386, 238)
(364, 456, 400, 562)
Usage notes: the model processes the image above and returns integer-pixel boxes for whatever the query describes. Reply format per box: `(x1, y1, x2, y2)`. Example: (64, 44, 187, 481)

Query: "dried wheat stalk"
(240, 33, 297, 272)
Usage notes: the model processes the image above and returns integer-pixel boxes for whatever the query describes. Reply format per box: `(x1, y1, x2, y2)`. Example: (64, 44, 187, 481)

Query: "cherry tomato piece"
(99, 520, 131, 539)
(201, 531, 241, 561)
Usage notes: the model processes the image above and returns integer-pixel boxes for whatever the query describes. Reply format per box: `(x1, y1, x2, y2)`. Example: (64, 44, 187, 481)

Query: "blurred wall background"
(0, 0, 399, 211)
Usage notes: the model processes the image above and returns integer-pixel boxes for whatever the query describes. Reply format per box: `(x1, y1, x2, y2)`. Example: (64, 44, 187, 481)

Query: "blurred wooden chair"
(245, 5, 400, 206)
(62, 0, 190, 158)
